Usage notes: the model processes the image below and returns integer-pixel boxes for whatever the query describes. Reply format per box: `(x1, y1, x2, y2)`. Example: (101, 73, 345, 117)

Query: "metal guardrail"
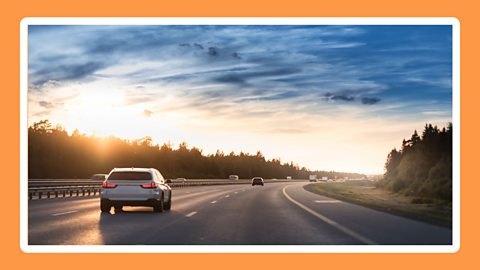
(28, 179, 306, 200)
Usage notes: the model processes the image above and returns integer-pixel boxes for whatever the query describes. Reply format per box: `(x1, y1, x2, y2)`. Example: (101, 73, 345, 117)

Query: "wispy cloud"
(27, 24, 453, 173)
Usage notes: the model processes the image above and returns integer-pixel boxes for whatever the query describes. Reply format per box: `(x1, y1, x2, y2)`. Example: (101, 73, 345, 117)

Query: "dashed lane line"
(186, 211, 197, 217)
(314, 200, 342, 203)
(51, 210, 78, 216)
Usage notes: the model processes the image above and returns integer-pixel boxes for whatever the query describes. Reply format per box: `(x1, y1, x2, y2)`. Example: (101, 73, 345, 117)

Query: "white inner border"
(20, 17, 460, 253)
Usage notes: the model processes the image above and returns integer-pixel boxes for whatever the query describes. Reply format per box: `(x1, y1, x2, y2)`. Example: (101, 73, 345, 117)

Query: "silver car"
(100, 168, 172, 213)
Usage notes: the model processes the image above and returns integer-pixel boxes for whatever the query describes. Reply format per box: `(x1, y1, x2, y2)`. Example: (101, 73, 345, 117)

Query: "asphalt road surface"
(28, 182, 452, 245)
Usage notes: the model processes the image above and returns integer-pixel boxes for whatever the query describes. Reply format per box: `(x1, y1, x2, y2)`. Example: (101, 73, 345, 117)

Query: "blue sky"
(28, 25, 453, 174)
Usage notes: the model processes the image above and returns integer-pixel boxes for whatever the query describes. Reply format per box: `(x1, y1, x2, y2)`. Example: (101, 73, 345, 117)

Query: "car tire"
(100, 199, 111, 213)
(164, 191, 172, 210)
(153, 194, 164, 213)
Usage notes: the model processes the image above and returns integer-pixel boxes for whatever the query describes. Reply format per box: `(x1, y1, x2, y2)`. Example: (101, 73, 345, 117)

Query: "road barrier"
(28, 178, 306, 200)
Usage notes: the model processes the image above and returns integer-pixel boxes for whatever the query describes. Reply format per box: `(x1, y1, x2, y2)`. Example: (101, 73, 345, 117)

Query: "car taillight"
(102, 181, 117, 188)
(141, 182, 158, 189)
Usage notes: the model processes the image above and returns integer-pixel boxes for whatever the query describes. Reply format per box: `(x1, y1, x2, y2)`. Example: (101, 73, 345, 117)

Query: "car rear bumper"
(101, 198, 158, 207)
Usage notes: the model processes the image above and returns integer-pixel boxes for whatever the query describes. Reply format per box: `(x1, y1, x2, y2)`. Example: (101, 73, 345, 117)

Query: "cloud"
(39, 101, 55, 109)
(231, 52, 241, 59)
(193, 43, 204, 50)
(28, 25, 452, 125)
(213, 67, 301, 86)
(361, 97, 381, 105)
(208, 47, 218, 56)
(30, 61, 105, 87)
(143, 109, 153, 117)
(325, 92, 355, 102)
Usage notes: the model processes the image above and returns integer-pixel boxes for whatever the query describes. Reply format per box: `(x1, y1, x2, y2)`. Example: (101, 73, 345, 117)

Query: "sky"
(27, 25, 453, 174)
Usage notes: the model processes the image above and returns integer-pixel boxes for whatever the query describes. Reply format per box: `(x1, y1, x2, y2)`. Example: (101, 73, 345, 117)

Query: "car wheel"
(153, 194, 164, 213)
(100, 199, 111, 213)
(164, 191, 172, 210)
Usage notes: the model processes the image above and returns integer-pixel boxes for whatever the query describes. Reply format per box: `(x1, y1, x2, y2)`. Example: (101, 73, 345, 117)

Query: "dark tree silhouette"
(28, 120, 366, 180)
(379, 123, 452, 202)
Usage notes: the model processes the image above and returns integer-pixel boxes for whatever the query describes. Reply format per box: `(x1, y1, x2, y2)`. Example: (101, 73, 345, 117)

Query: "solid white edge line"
(282, 185, 377, 245)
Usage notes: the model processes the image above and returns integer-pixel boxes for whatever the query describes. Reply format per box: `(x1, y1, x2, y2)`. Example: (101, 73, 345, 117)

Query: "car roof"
(110, 167, 156, 173)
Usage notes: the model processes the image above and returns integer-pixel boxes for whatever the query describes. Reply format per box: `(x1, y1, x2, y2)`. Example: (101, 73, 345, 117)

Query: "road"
(28, 182, 452, 245)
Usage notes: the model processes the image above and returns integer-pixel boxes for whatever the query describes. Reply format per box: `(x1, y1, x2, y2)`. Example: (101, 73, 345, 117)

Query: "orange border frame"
(2, 0, 478, 269)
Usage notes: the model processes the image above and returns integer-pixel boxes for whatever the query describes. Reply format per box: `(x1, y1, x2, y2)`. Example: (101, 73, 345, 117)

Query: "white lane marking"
(282, 186, 376, 245)
(211, 200, 217, 204)
(186, 211, 197, 217)
(314, 200, 342, 203)
(225, 195, 230, 198)
(51, 210, 78, 216)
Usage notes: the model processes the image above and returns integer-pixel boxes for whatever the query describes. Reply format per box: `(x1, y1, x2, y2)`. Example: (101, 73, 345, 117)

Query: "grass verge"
(304, 180, 451, 227)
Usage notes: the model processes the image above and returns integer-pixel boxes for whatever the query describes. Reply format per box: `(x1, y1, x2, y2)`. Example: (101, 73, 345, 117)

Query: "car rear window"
(107, 172, 152, 180)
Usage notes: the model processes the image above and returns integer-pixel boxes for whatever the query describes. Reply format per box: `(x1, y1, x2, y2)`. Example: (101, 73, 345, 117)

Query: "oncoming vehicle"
(251, 177, 264, 186)
(91, 174, 107, 181)
(100, 168, 172, 213)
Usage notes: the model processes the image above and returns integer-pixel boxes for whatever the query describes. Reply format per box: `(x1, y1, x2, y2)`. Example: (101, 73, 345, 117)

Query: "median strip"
(282, 186, 376, 245)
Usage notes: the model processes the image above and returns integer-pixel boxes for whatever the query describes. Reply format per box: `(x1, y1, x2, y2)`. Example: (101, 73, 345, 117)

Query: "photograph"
(21, 18, 459, 252)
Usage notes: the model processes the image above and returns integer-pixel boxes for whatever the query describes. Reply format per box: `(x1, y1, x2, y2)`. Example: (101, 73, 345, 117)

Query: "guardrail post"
(88, 189, 91, 196)
(82, 189, 86, 196)
(70, 190, 73, 197)
(62, 190, 65, 197)
(47, 191, 51, 198)
(76, 190, 79, 196)
(55, 191, 58, 198)
(38, 192, 42, 199)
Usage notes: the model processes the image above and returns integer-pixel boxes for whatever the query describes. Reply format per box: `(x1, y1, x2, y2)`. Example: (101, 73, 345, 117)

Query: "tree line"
(379, 123, 452, 202)
(28, 120, 366, 180)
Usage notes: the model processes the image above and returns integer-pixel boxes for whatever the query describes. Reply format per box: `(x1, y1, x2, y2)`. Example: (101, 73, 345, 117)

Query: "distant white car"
(100, 168, 172, 213)
(229, 175, 239, 180)
(251, 177, 264, 186)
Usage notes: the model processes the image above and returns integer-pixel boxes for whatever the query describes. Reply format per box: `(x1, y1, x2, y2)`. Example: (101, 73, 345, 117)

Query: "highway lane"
(28, 182, 452, 245)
